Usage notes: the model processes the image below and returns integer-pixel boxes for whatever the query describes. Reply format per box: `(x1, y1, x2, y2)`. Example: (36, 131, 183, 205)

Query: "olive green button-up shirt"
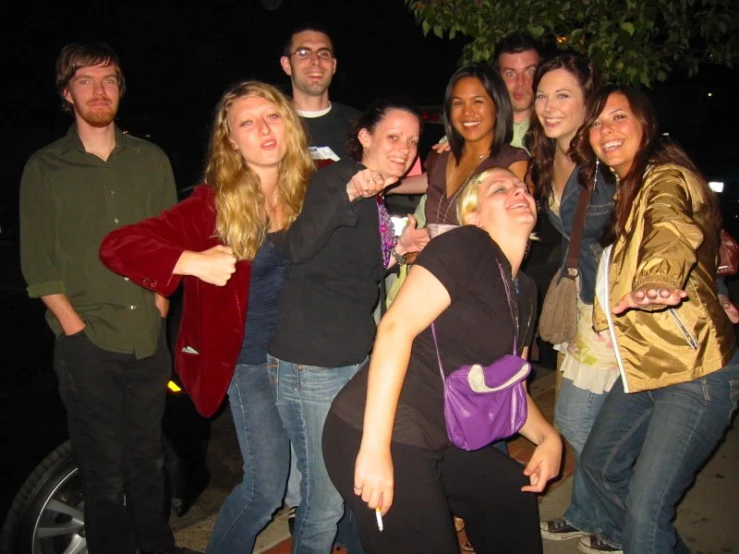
(20, 124, 177, 358)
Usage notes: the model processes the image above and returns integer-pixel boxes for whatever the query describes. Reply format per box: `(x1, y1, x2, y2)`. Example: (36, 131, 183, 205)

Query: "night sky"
(3, 0, 468, 189)
(3, 0, 738, 192)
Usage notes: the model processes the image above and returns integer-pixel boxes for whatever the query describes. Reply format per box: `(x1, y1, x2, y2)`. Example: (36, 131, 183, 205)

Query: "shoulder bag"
(431, 262, 530, 451)
(537, 182, 592, 344)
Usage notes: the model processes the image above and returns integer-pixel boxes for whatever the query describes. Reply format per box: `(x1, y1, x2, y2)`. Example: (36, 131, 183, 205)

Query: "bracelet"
(391, 247, 407, 266)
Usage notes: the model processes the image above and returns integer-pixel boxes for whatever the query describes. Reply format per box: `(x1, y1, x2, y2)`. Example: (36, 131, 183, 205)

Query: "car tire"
(0, 440, 85, 554)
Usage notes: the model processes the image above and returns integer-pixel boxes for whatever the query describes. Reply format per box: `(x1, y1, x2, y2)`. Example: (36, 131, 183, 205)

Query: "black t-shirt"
(268, 158, 384, 367)
(330, 226, 537, 450)
(301, 102, 361, 164)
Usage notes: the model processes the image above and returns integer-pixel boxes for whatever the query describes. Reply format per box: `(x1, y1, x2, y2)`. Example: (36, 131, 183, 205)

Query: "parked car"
(0, 204, 212, 554)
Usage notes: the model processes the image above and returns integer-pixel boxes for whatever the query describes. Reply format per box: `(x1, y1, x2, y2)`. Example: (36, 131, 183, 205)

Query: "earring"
(592, 158, 600, 191)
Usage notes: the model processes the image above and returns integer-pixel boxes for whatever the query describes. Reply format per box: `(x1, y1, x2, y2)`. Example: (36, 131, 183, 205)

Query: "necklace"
(436, 151, 489, 225)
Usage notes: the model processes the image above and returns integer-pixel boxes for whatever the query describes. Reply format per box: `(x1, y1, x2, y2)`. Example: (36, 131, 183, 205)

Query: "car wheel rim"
(31, 466, 86, 554)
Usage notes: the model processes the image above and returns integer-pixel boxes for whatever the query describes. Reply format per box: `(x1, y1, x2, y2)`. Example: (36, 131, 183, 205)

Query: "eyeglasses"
(290, 47, 334, 61)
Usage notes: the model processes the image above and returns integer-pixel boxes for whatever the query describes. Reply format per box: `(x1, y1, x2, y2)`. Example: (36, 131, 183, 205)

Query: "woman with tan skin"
(568, 85, 739, 554)
(324, 167, 562, 554)
(367, 63, 529, 236)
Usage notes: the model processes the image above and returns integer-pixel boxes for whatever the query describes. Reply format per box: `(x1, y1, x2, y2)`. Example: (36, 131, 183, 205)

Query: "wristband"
(391, 247, 407, 266)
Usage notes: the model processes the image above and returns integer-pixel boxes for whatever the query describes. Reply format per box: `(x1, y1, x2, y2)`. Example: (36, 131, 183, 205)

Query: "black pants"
(53, 328, 174, 554)
(323, 412, 542, 554)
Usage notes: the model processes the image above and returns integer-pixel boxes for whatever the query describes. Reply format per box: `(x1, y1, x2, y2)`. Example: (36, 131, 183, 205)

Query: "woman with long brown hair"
(524, 52, 619, 545)
(568, 85, 739, 553)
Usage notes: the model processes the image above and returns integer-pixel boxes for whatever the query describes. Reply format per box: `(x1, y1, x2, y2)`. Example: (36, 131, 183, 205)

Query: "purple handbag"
(431, 262, 530, 451)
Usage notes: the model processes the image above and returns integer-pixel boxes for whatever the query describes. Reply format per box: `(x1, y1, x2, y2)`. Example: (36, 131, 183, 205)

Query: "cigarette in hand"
(375, 507, 384, 531)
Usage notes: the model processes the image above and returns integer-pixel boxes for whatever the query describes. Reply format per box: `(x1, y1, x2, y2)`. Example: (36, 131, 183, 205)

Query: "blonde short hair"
(456, 166, 539, 239)
(455, 166, 501, 225)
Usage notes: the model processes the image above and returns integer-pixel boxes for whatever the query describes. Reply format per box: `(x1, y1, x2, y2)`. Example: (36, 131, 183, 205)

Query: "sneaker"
(577, 534, 624, 553)
(287, 505, 297, 535)
(540, 517, 588, 541)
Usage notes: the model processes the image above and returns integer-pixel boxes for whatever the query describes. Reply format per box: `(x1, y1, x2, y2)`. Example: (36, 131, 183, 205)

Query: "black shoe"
(540, 517, 588, 541)
(577, 535, 624, 553)
(287, 505, 297, 535)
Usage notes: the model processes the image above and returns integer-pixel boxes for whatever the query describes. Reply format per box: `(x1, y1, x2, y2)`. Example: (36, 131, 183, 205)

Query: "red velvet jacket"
(99, 185, 251, 417)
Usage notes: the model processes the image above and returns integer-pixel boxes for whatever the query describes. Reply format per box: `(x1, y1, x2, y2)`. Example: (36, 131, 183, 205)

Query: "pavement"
(170, 367, 739, 553)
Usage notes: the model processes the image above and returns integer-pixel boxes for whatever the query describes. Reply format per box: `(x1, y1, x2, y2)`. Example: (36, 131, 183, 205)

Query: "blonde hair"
(204, 81, 314, 260)
(456, 166, 539, 240)
(455, 167, 500, 226)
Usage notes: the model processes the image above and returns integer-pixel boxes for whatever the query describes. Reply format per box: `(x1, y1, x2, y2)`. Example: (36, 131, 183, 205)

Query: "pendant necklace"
(436, 151, 489, 225)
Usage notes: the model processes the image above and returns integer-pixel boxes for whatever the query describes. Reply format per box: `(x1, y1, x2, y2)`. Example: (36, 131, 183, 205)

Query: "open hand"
(613, 286, 687, 315)
(431, 136, 450, 154)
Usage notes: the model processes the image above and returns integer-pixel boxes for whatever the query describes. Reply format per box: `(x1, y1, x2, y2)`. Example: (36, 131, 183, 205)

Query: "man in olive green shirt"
(19, 42, 194, 554)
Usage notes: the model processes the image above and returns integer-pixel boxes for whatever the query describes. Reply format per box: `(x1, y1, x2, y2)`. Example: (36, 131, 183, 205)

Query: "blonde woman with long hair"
(100, 81, 313, 553)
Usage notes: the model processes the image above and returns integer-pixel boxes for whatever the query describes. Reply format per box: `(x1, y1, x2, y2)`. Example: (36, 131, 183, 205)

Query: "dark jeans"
(323, 412, 542, 554)
(576, 358, 739, 553)
(53, 327, 174, 554)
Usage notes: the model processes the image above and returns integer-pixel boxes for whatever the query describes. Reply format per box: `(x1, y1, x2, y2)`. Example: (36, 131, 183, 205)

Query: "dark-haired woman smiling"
(385, 63, 529, 235)
(570, 85, 739, 554)
(267, 98, 429, 554)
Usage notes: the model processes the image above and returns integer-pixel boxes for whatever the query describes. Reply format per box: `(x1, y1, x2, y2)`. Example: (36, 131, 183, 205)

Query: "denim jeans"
(285, 444, 301, 507)
(578, 356, 739, 553)
(554, 377, 608, 531)
(205, 363, 290, 554)
(268, 354, 365, 554)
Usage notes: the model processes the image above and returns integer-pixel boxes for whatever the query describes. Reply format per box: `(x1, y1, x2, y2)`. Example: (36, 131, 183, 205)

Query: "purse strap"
(431, 261, 518, 383)
(564, 164, 598, 272)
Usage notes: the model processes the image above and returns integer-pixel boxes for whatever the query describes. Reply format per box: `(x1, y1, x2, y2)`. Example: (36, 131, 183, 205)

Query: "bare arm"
(517, 390, 563, 493)
(386, 172, 429, 195)
(41, 294, 86, 335)
(509, 160, 530, 182)
(172, 245, 237, 286)
(354, 265, 451, 514)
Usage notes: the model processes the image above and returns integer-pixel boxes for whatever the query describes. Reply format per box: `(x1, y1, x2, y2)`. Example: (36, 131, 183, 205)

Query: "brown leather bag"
(538, 186, 592, 344)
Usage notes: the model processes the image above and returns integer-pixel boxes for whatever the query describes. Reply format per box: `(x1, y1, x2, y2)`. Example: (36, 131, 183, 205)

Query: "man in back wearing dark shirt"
(279, 24, 364, 551)
(280, 23, 360, 167)
(19, 42, 198, 554)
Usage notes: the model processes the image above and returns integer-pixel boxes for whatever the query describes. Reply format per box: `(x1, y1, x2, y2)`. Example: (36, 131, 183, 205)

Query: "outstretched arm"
(354, 265, 451, 515)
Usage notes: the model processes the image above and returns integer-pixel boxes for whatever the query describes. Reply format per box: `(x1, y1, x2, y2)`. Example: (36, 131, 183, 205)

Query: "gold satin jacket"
(593, 163, 736, 393)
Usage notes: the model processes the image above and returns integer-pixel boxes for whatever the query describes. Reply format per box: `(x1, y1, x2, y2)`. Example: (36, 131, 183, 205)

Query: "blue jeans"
(285, 444, 301, 507)
(205, 363, 290, 554)
(268, 354, 365, 554)
(577, 357, 739, 553)
(554, 377, 608, 530)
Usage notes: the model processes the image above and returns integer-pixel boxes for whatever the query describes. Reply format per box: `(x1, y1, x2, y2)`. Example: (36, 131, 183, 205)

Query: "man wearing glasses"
(278, 23, 364, 553)
(280, 23, 360, 167)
